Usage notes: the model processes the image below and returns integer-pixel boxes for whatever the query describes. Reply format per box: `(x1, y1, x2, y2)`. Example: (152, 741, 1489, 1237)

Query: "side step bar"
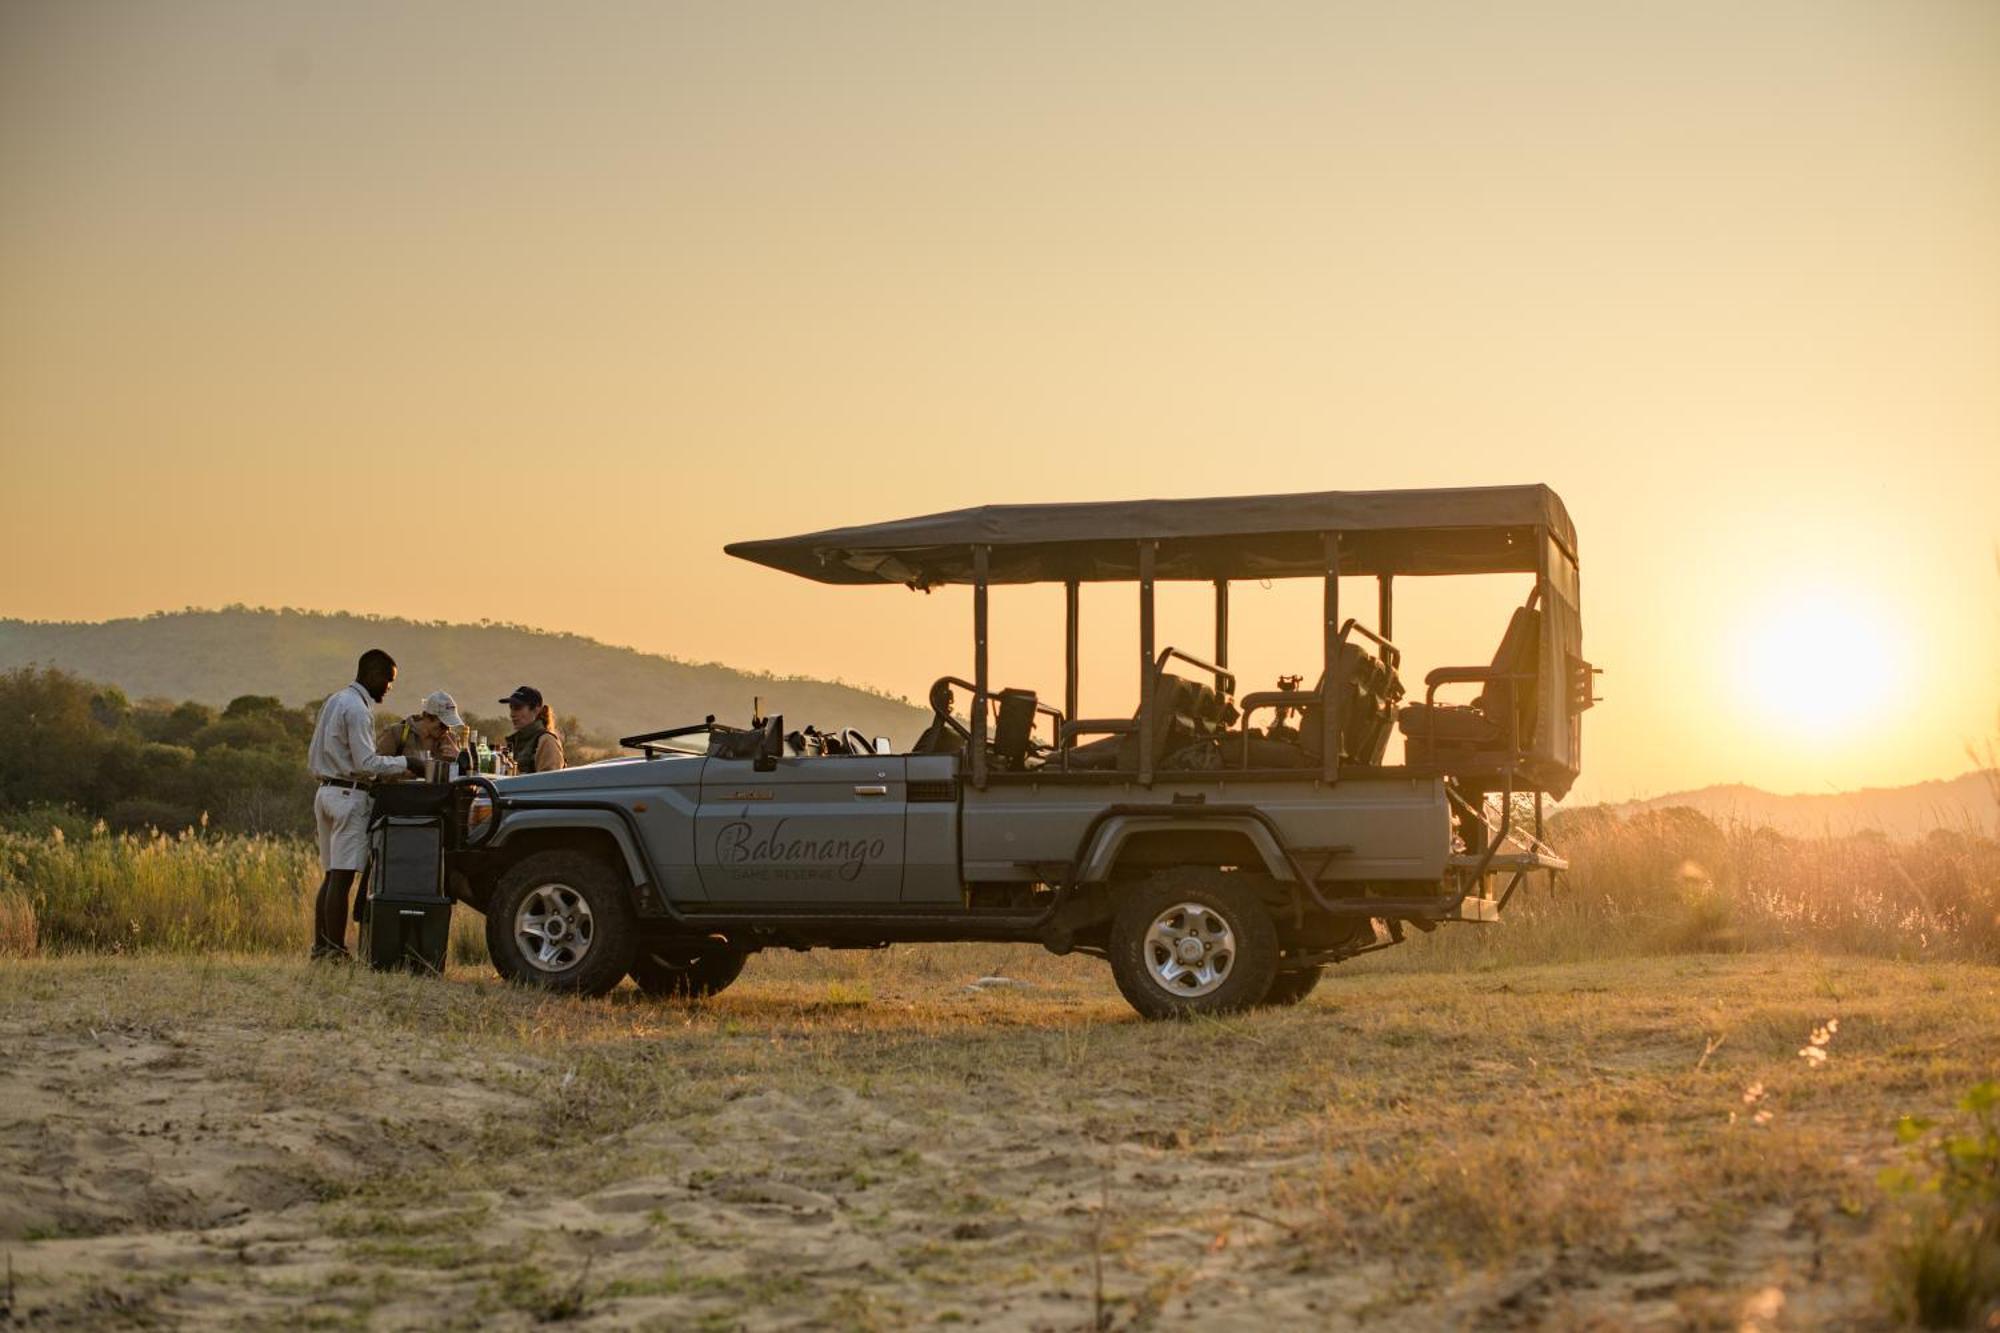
(1308, 892, 1498, 922)
(1450, 848, 1569, 873)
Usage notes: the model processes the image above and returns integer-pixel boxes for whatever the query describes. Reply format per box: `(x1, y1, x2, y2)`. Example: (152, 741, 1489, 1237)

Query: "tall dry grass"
(1393, 804, 2000, 970)
(1, 823, 316, 953)
(0, 823, 487, 963)
(0, 806, 1993, 968)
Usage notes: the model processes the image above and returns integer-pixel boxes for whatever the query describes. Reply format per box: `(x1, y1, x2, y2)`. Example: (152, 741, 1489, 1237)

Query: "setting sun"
(1741, 592, 1903, 736)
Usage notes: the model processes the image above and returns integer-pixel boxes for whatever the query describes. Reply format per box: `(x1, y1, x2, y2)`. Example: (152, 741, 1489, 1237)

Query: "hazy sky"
(3, 1, 1996, 802)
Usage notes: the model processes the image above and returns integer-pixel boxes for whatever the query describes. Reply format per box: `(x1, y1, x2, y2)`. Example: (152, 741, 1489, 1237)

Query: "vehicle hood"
(495, 754, 699, 793)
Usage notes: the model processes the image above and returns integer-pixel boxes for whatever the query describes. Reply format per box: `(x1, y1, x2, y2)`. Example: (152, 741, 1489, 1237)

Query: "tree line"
(1, 666, 595, 837)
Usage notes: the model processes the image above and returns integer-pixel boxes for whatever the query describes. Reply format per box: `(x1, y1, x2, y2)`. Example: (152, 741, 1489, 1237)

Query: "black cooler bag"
(364, 813, 452, 973)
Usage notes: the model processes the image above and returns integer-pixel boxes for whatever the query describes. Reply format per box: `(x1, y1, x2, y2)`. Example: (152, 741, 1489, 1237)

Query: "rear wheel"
(630, 945, 748, 999)
(485, 850, 636, 997)
(1260, 965, 1324, 1007)
(1108, 871, 1279, 1020)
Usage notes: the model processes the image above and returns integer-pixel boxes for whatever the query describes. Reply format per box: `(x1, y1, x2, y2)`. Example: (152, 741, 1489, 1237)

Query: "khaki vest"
(509, 722, 554, 773)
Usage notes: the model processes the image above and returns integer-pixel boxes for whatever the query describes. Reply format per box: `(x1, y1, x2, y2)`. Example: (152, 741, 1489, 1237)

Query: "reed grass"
(0, 823, 489, 963)
(1388, 806, 2000, 971)
(0, 805, 1993, 968)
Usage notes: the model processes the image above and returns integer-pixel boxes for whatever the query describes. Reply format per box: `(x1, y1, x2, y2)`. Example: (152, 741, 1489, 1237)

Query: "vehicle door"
(694, 754, 907, 903)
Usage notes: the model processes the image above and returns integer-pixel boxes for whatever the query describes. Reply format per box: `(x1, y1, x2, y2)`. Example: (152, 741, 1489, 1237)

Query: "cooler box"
(364, 814, 452, 974)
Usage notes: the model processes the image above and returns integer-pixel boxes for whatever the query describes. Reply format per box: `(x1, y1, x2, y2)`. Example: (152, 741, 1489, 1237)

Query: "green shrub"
(1882, 1082, 2000, 1327)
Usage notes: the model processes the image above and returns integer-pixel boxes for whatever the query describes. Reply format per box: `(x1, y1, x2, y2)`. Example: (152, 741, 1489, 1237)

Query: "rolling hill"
(0, 608, 930, 748)
(1609, 770, 1998, 840)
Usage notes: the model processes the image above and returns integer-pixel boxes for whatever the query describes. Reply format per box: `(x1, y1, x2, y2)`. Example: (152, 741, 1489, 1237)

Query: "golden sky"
(3, 1, 1996, 803)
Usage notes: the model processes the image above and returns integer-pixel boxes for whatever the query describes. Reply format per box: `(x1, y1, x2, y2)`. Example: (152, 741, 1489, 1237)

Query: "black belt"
(318, 777, 372, 791)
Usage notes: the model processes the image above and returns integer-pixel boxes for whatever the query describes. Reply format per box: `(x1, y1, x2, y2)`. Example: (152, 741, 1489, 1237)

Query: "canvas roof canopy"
(725, 484, 1577, 588)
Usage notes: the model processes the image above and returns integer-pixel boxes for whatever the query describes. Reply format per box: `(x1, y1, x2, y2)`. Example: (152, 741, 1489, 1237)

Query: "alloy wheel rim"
(515, 883, 595, 972)
(1143, 901, 1235, 997)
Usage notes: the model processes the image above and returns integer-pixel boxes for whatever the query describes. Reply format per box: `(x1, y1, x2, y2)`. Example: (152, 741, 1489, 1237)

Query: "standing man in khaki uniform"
(377, 690, 466, 775)
(307, 649, 425, 959)
(500, 684, 565, 773)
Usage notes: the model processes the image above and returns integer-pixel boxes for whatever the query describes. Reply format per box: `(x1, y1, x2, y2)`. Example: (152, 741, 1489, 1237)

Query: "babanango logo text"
(714, 819, 887, 882)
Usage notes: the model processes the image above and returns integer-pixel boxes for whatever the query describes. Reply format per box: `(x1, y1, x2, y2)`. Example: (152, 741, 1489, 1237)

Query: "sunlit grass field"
(1, 948, 1994, 1327)
(4, 805, 1995, 968)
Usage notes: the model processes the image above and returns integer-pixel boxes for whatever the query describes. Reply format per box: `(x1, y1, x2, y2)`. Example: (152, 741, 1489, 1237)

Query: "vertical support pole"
(1377, 573, 1394, 643)
(971, 545, 990, 790)
(1212, 579, 1229, 669)
(1322, 532, 1340, 786)
(1064, 578, 1080, 729)
(1137, 541, 1157, 788)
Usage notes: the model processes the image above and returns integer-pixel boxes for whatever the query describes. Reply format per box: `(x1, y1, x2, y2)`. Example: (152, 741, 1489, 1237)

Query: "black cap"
(500, 684, 543, 709)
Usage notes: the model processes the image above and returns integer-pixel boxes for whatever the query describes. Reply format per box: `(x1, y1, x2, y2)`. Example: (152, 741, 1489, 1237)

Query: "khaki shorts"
(314, 785, 374, 872)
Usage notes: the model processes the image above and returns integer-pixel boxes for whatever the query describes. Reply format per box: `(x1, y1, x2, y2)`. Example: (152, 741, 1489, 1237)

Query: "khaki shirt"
(377, 715, 462, 770)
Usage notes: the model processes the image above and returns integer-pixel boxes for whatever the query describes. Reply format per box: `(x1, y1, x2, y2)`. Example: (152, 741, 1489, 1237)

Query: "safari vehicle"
(449, 486, 1594, 1019)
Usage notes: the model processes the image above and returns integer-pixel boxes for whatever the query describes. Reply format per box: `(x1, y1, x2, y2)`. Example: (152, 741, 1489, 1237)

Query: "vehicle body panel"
(694, 755, 907, 903)
(486, 755, 706, 906)
(903, 754, 962, 903)
(960, 773, 1450, 885)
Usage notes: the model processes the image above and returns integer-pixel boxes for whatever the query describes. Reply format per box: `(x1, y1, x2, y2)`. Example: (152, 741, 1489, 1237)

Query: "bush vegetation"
(0, 665, 605, 838)
(1882, 1081, 2000, 1327)
(6, 665, 321, 836)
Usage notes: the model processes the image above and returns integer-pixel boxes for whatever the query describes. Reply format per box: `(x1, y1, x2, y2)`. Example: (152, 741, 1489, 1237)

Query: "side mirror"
(872, 736, 893, 756)
(752, 714, 784, 772)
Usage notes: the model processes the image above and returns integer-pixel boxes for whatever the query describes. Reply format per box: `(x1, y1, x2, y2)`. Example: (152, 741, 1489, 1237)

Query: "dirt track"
(1, 949, 1993, 1329)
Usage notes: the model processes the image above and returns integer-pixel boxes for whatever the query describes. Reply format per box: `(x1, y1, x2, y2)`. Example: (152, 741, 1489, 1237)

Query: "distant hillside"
(0, 609, 930, 748)
(1610, 771, 1998, 840)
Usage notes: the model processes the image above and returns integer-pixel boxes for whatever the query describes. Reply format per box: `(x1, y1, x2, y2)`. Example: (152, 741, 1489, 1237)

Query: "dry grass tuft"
(0, 886, 36, 956)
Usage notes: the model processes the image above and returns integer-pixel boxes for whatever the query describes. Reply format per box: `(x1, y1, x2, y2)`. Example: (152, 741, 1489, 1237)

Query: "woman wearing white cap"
(376, 690, 465, 775)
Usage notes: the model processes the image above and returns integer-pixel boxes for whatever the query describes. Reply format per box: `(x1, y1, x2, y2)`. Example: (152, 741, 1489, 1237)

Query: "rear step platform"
(1453, 896, 1501, 923)
(1450, 848, 1570, 873)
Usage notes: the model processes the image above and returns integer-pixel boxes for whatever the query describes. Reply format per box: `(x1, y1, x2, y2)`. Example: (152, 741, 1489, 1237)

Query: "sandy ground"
(0, 948, 1993, 1330)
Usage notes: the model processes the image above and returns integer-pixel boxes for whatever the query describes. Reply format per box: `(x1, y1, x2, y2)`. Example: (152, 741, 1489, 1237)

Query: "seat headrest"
(1476, 606, 1541, 729)
(1489, 606, 1540, 672)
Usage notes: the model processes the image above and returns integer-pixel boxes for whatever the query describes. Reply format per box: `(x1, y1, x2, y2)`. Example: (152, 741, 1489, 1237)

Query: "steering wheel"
(840, 727, 875, 757)
(927, 677, 974, 744)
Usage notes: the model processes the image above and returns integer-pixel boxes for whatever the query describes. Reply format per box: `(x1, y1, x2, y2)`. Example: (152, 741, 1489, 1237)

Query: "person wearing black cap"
(501, 685, 565, 773)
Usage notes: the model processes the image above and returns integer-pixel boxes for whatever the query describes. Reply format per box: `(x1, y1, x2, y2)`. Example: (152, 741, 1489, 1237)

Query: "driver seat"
(912, 714, 966, 756)
(912, 677, 970, 757)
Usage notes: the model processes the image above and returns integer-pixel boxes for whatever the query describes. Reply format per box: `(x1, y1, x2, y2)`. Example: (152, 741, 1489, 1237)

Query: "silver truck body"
(483, 756, 1450, 909)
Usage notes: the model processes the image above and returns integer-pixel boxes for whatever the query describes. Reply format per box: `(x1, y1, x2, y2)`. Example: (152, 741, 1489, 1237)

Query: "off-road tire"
(485, 850, 636, 997)
(630, 945, 748, 999)
(1260, 965, 1324, 1007)
(1107, 870, 1280, 1020)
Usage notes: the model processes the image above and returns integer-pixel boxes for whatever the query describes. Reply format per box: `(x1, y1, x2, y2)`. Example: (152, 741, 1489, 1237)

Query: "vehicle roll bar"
(621, 716, 728, 757)
(1154, 646, 1236, 699)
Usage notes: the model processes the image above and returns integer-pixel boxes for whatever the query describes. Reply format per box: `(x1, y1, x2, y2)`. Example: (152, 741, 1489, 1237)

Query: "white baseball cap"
(422, 691, 465, 729)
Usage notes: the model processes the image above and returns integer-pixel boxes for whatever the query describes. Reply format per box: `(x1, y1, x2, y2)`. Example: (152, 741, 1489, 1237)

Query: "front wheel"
(630, 945, 748, 999)
(485, 850, 637, 997)
(1108, 872, 1280, 1020)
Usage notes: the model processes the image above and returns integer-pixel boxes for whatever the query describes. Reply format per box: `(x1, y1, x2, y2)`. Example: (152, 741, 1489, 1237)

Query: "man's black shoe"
(310, 945, 350, 963)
